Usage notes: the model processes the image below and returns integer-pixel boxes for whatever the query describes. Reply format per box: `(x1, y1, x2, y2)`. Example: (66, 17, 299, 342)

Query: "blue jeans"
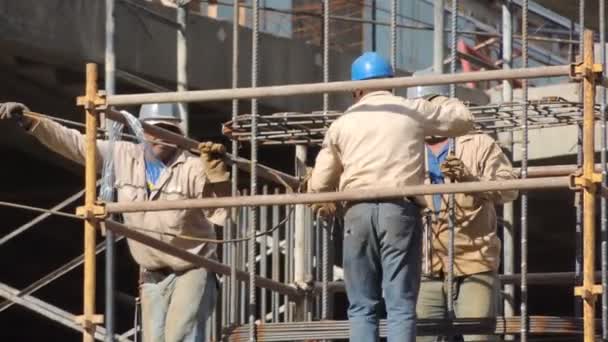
(343, 200, 422, 342)
(140, 267, 217, 342)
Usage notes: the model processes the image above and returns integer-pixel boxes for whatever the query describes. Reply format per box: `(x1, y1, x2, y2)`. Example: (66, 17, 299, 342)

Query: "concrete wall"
(0, 0, 379, 115)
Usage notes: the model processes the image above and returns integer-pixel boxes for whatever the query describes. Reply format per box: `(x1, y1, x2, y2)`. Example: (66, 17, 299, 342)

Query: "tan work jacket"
(423, 134, 518, 277)
(29, 118, 228, 271)
(309, 91, 474, 200)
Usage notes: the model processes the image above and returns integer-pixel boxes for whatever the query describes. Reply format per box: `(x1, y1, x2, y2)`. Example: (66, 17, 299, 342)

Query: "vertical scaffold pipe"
(574, 0, 586, 320)
(447, 2, 458, 341)
(83, 63, 99, 342)
(230, 0, 240, 328)
(321, 0, 330, 322)
(581, 29, 599, 342)
(520, 0, 530, 341)
(249, 0, 260, 340)
(501, 3, 515, 340)
(599, 0, 608, 338)
(104, 0, 116, 340)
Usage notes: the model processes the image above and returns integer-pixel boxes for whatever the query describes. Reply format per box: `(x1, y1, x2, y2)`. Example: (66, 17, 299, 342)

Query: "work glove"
(199, 141, 230, 183)
(311, 202, 337, 219)
(0, 102, 31, 127)
(440, 154, 472, 181)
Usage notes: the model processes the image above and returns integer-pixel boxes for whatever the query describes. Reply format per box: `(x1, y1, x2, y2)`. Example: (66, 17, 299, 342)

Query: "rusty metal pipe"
(105, 177, 570, 213)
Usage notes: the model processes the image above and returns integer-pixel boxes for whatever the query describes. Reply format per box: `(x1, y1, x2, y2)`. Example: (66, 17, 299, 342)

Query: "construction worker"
(410, 87, 519, 342)
(308, 52, 474, 342)
(0, 102, 229, 342)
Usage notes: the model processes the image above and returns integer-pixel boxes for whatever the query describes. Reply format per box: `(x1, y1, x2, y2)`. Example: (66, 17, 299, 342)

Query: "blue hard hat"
(351, 52, 394, 81)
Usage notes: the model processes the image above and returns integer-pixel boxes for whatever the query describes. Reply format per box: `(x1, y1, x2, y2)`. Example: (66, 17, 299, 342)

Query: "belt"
(344, 197, 418, 211)
(140, 267, 183, 284)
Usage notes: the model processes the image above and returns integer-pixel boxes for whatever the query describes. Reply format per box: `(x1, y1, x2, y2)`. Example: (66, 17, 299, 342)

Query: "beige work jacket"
(423, 134, 518, 276)
(309, 91, 474, 201)
(29, 118, 228, 271)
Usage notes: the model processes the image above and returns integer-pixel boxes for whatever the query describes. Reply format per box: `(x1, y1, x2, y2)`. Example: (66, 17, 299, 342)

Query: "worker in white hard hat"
(407, 86, 519, 342)
(307, 52, 474, 342)
(0, 101, 230, 342)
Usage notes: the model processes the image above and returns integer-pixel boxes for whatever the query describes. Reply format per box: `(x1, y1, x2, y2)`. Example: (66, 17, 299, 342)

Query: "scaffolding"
(0, 0, 607, 342)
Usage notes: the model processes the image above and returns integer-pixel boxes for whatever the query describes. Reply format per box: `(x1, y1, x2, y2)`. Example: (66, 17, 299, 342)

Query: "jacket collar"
(358, 90, 392, 102)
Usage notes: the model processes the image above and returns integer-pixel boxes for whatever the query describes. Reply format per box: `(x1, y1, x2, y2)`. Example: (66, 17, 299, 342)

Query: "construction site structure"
(0, 1, 607, 342)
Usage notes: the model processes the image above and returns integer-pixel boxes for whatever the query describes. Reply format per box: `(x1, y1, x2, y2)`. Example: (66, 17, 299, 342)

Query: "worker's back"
(312, 90, 473, 192)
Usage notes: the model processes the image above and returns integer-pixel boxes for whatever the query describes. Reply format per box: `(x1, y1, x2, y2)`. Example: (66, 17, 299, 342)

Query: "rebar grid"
(223, 99, 600, 145)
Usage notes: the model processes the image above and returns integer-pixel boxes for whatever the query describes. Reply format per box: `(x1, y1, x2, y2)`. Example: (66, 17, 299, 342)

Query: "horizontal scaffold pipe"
(105, 176, 570, 214)
(106, 65, 571, 106)
(103, 220, 302, 298)
(104, 109, 300, 189)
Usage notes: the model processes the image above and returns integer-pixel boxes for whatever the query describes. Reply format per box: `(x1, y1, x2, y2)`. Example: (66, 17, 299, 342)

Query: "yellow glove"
(199, 141, 230, 183)
(440, 154, 471, 181)
(311, 202, 337, 219)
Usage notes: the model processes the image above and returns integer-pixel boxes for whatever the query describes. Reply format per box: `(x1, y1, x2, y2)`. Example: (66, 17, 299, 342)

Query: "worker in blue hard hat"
(308, 51, 475, 342)
(350, 51, 395, 101)
(0, 101, 230, 342)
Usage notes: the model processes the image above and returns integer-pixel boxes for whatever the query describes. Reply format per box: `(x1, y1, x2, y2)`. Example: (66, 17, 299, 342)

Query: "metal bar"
(371, 0, 376, 51)
(293, 144, 308, 319)
(502, 1, 515, 335)
(229, 211, 238, 325)
(271, 189, 280, 323)
(434, 0, 445, 74)
(103, 109, 299, 189)
(520, 1, 529, 341)
(230, 0, 241, 329)
(600, 0, 608, 338)
(321, 270, 608, 294)
(177, 3, 189, 135)
(102, 219, 301, 298)
(106, 177, 570, 213)
(249, 0, 260, 339)
(287, 204, 294, 321)
(447, 3, 458, 338)
(104, 1, 116, 340)
(390, 0, 397, 72)
(449, 0, 457, 97)
(83, 63, 100, 342)
(105, 65, 571, 106)
(575, 0, 586, 320)
(222, 214, 229, 330)
(0, 282, 131, 342)
(260, 186, 268, 322)
(581, 29, 599, 342)
(0, 189, 85, 246)
(226, 316, 594, 340)
(321, 0, 330, 324)
(240, 202, 247, 324)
